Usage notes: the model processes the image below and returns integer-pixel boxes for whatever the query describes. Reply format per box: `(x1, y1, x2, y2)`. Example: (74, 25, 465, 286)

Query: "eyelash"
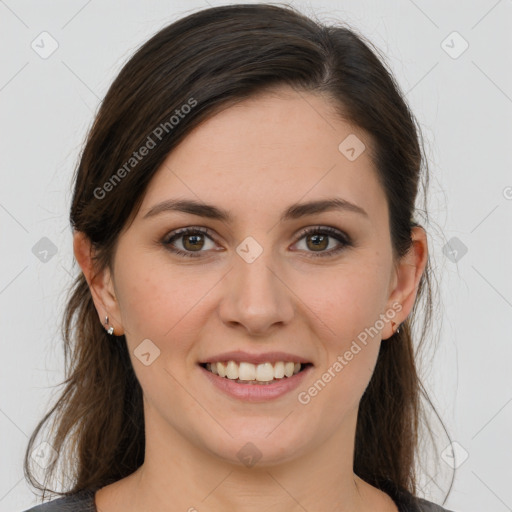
(162, 226, 352, 259)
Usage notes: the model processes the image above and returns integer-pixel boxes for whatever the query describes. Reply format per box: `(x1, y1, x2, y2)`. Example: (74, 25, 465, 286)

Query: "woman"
(22, 4, 456, 511)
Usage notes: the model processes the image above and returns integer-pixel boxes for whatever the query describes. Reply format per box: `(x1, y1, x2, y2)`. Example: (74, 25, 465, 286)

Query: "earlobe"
(72, 230, 124, 336)
(383, 226, 428, 340)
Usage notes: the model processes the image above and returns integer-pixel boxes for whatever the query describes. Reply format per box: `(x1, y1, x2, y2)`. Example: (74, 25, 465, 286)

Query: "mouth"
(198, 361, 314, 385)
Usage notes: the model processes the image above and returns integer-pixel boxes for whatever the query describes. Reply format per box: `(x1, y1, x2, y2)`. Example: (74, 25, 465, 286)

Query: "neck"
(97, 403, 383, 512)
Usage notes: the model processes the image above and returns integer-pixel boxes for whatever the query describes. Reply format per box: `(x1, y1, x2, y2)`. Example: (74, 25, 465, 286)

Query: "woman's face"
(80, 86, 426, 467)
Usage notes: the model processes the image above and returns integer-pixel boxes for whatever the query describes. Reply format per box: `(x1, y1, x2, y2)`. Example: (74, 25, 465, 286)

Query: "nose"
(218, 248, 294, 336)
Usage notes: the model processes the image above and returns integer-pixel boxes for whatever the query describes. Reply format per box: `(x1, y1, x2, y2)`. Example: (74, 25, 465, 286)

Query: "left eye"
(293, 226, 350, 257)
(162, 226, 351, 258)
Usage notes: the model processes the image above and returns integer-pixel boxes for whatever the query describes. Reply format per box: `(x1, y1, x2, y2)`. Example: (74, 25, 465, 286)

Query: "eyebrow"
(143, 197, 368, 223)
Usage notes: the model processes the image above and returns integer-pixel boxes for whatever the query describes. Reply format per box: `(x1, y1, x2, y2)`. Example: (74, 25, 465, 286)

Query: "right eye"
(162, 227, 219, 258)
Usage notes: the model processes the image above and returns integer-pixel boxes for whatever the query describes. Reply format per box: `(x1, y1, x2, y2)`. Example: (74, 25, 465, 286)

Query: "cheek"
(114, 261, 209, 400)
(293, 258, 389, 400)
(298, 274, 384, 416)
(298, 259, 390, 341)
(115, 258, 217, 351)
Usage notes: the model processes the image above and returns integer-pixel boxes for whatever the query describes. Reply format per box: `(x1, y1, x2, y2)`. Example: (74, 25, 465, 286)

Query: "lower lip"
(198, 364, 313, 402)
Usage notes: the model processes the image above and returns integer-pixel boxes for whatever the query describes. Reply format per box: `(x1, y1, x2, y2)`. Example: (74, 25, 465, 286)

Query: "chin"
(201, 423, 310, 467)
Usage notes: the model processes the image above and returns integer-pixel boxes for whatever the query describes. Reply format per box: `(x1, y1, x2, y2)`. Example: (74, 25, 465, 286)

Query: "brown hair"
(24, 2, 452, 504)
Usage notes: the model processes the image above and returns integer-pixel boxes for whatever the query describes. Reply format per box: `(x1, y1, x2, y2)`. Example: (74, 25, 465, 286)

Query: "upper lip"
(199, 350, 312, 365)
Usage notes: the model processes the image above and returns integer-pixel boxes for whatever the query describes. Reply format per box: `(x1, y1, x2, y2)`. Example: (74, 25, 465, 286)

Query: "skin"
(74, 85, 427, 512)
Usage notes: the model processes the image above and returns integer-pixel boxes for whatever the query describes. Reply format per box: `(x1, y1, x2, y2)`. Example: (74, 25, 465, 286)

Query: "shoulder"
(377, 478, 457, 512)
(19, 489, 96, 512)
(414, 496, 456, 512)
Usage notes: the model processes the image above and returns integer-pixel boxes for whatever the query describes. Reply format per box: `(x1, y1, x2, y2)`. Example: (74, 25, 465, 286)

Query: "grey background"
(1, 1, 511, 511)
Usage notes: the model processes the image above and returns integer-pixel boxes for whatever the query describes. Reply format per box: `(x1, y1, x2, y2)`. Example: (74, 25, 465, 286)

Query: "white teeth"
(274, 361, 285, 378)
(226, 361, 238, 380)
(239, 361, 256, 380)
(217, 361, 227, 378)
(255, 362, 274, 382)
(204, 360, 305, 382)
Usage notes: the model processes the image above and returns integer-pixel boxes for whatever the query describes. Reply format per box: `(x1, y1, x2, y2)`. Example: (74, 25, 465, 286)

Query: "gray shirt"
(20, 482, 456, 512)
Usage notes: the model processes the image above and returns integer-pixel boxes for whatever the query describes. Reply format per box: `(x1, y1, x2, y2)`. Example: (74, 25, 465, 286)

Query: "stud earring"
(391, 320, 401, 335)
(104, 315, 115, 335)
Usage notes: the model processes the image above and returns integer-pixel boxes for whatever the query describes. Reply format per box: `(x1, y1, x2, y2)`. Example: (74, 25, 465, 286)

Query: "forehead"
(138, 87, 387, 225)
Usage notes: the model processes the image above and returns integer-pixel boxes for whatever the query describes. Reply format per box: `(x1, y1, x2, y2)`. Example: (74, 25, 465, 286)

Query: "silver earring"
(104, 315, 114, 335)
(396, 323, 401, 334)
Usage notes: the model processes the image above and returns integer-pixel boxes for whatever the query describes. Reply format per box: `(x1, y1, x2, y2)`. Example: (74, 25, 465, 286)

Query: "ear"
(382, 226, 428, 340)
(73, 230, 124, 336)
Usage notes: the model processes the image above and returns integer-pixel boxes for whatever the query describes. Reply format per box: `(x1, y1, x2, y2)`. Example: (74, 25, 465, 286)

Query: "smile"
(198, 360, 313, 401)
(201, 360, 311, 384)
